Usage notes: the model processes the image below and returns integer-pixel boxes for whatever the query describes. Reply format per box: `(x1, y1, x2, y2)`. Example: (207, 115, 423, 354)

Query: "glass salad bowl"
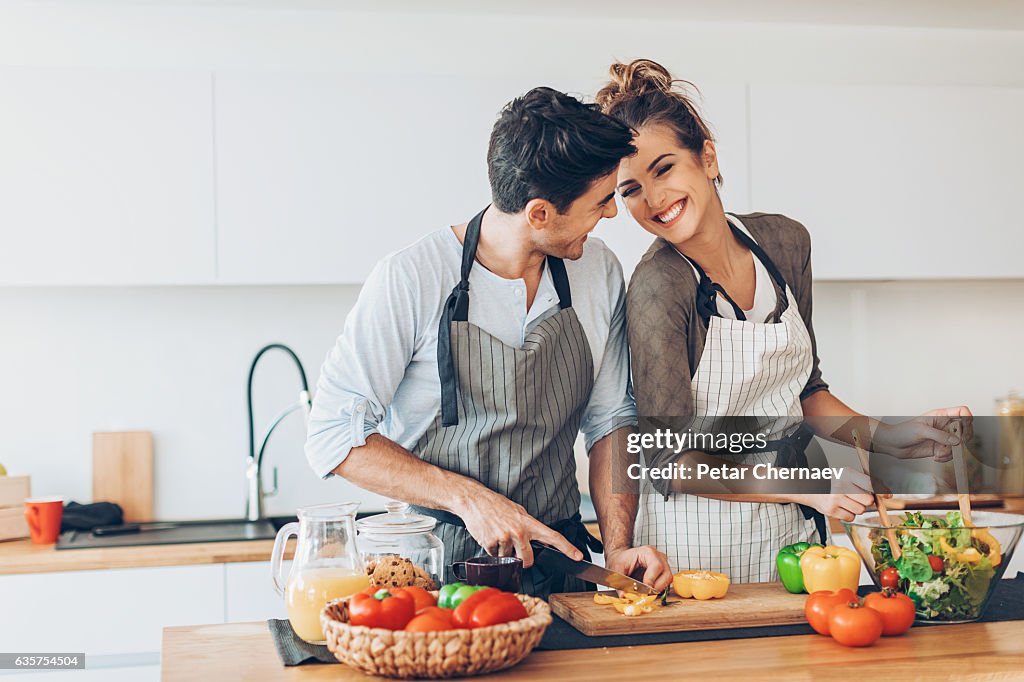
(844, 510, 1024, 623)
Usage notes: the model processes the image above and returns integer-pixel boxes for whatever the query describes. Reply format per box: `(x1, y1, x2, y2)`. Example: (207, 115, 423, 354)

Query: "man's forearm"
(333, 433, 486, 514)
(589, 426, 639, 553)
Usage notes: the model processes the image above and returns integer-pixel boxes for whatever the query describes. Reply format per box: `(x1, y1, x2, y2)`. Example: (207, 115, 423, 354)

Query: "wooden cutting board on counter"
(92, 431, 154, 522)
(549, 583, 807, 636)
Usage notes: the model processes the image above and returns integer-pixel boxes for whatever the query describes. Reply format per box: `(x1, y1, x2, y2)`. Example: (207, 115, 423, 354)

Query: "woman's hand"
(604, 545, 674, 592)
(794, 467, 889, 522)
(873, 406, 973, 462)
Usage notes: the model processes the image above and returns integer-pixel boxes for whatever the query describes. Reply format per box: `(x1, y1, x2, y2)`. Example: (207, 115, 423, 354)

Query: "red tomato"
(391, 586, 437, 613)
(805, 589, 858, 636)
(828, 602, 883, 647)
(927, 555, 944, 574)
(348, 591, 416, 630)
(864, 590, 916, 636)
(404, 606, 454, 632)
(451, 588, 500, 629)
(879, 567, 900, 590)
(468, 593, 528, 628)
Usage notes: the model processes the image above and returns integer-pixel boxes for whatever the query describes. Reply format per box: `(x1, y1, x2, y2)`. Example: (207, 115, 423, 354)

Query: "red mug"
(24, 498, 63, 544)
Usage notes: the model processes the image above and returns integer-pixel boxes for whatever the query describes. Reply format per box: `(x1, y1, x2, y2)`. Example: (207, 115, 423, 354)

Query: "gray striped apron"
(636, 216, 826, 583)
(411, 206, 598, 598)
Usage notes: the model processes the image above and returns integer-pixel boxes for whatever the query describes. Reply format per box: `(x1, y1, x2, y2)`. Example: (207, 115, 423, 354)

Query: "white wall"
(1, 2, 1023, 518)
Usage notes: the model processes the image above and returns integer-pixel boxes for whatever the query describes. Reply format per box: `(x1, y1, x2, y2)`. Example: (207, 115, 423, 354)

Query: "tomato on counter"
(804, 589, 858, 636)
(827, 602, 883, 647)
(864, 589, 915, 636)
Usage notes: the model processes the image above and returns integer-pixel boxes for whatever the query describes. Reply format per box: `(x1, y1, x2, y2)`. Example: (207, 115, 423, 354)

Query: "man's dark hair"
(487, 87, 636, 215)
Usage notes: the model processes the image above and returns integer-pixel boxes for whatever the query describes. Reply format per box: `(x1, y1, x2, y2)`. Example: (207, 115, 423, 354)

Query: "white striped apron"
(635, 216, 821, 583)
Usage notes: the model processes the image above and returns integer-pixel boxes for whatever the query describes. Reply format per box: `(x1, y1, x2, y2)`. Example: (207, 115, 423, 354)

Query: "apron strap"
(754, 422, 828, 544)
(437, 207, 487, 427)
(436, 206, 573, 427)
(680, 220, 792, 327)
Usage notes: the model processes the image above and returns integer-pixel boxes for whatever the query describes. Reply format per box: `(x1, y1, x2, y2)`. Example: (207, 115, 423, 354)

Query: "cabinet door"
(749, 84, 1024, 279)
(0, 565, 224, 655)
(224, 560, 289, 622)
(0, 67, 215, 285)
(214, 72, 537, 284)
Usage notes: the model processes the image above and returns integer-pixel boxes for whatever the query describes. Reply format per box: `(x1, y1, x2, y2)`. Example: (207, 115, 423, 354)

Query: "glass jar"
(996, 391, 1024, 496)
(356, 501, 444, 590)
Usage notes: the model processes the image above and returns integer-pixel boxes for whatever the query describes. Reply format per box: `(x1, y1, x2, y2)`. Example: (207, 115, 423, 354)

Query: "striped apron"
(635, 216, 824, 583)
(411, 206, 598, 598)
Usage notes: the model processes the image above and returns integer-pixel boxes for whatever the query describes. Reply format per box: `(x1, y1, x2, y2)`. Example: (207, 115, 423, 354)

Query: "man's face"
(534, 173, 619, 260)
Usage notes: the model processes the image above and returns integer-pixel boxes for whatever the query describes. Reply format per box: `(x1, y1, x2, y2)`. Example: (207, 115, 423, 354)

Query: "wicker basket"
(320, 592, 551, 679)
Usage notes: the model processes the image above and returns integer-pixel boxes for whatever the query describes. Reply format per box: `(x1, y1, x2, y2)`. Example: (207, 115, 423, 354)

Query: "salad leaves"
(869, 512, 1002, 621)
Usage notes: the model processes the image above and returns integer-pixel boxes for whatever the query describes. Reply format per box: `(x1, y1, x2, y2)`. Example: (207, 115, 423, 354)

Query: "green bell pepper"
(437, 583, 486, 609)
(776, 542, 822, 593)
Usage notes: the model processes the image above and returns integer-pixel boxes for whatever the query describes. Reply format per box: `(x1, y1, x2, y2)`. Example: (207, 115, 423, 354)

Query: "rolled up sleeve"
(580, 255, 638, 452)
(305, 258, 418, 479)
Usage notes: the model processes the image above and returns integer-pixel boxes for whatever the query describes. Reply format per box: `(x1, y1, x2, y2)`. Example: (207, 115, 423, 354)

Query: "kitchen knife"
(530, 541, 658, 595)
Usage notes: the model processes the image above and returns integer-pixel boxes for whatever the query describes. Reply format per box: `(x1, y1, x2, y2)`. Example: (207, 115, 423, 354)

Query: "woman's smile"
(653, 197, 688, 226)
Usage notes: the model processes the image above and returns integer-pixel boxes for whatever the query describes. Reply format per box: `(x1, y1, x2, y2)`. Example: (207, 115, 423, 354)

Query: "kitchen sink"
(55, 512, 380, 550)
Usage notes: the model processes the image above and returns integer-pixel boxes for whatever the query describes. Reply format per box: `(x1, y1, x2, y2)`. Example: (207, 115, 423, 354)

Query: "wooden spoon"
(852, 428, 901, 560)
(947, 419, 974, 527)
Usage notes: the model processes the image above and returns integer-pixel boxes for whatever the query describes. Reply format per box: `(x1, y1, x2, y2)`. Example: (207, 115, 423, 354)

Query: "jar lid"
(356, 500, 437, 535)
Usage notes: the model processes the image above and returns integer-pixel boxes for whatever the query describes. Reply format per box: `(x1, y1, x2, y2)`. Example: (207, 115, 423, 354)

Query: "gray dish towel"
(267, 620, 335, 666)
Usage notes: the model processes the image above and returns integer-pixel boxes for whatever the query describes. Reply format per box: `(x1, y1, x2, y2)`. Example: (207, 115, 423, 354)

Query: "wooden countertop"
(0, 537, 292, 575)
(162, 619, 1024, 681)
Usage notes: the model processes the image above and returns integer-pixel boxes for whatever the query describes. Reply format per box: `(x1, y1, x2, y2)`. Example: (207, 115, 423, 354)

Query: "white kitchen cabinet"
(749, 84, 1024, 279)
(0, 565, 223, 656)
(213, 71, 542, 284)
(0, 67, 215, 285)
(224, 560, 289, 623)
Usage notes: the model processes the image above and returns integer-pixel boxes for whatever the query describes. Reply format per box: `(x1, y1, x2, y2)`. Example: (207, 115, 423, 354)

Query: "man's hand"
(604, 545, 674, 592)
(453, 488, 582, 568)
(875, 406, 974, 462)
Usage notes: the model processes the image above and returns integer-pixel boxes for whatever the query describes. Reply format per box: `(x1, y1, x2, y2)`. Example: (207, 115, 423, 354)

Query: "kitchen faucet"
(246, 343, 312, 521)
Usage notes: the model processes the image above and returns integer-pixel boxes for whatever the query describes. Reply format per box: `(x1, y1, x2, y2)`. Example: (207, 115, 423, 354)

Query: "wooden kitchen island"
(162, 620, 1024, 681)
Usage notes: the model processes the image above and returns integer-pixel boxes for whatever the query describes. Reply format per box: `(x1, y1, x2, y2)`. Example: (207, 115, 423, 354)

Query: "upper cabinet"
(749, 84, 1024, 279)
(0, 68, 216, 285)
(214, 72, 547, 284)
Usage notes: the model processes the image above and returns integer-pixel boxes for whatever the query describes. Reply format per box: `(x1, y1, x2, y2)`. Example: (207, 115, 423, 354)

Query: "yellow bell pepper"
(593, 591, 662, 616)
(799, 545, 861, 593)
(672, 570, 730, 600)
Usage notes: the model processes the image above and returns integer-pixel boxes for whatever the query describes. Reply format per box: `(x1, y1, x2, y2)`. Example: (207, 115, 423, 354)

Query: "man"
(305, 87, 672, 597)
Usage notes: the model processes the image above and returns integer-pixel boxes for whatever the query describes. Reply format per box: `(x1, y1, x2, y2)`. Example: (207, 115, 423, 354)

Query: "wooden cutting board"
(549, 583, 807, 636)
(92, 431, 154, 522)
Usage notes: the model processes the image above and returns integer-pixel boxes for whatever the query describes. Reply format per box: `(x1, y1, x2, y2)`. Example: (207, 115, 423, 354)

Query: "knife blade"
(530, 542, 658, 595)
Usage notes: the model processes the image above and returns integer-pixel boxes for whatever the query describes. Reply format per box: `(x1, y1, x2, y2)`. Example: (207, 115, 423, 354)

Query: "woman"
(596, 59, 971, 582)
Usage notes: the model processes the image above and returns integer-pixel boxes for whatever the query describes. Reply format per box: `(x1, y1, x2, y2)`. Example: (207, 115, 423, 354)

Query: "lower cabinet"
(0, 565, 224, 656)
(224, 560, 289, 622)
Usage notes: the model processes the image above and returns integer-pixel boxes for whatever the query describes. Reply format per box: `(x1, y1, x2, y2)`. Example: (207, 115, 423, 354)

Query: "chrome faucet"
(246, 343, 312, 522)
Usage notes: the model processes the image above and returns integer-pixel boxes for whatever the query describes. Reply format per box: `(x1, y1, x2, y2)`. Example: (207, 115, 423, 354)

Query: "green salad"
(870, 511, 1003, 621)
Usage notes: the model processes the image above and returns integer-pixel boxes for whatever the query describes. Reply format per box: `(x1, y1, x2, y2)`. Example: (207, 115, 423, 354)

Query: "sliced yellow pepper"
(672, 570, 730, 600)
(799, 545, 860, 593)
(938, 531, 1001, 566)
(593, 593, 621, 605)
(971, 528, 1002, 567)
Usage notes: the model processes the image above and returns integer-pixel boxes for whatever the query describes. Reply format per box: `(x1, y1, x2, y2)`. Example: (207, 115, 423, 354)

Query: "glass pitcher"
(271, 502, 369, 644)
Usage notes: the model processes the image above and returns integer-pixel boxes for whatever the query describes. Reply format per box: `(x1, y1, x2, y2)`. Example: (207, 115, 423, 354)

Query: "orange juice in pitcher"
(285, 567, 369, 642)
(271, 502, 366, 643)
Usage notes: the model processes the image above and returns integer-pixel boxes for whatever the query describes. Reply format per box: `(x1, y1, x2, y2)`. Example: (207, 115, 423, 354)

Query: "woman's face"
(616, 123, 721, 244)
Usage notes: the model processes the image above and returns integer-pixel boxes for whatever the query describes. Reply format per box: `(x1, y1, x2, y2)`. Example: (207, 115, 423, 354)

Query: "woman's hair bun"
(596, 59, 675, 110)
